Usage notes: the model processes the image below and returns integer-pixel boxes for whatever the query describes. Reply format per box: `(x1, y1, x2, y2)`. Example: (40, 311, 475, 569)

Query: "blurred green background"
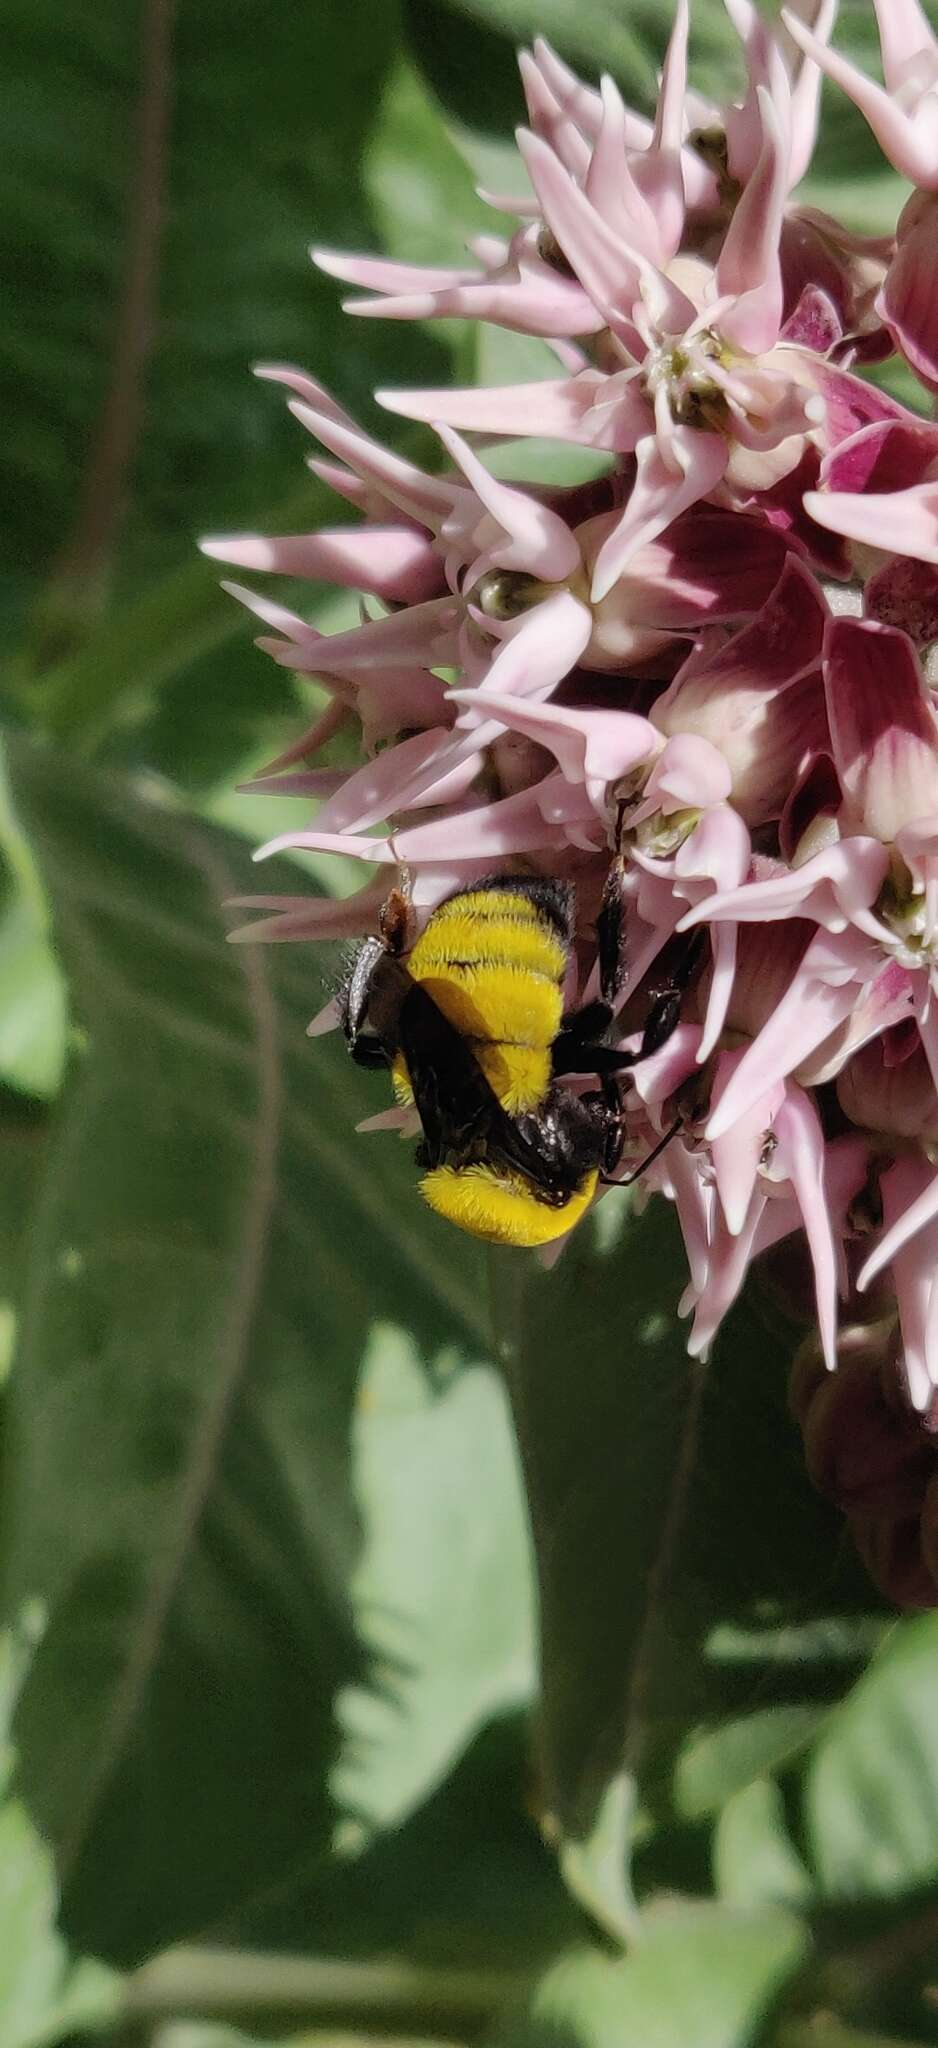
(5, 2, 938, 2044)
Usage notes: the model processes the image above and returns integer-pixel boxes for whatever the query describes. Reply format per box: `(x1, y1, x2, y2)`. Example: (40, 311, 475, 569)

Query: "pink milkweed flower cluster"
(205, 0, 938, 1427)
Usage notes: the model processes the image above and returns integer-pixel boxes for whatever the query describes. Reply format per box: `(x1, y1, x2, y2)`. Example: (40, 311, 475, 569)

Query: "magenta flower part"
(206, 0, 938, 1423)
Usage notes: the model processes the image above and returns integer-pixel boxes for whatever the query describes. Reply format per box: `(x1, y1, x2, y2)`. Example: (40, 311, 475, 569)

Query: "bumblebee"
(340, 875, 698, 1247)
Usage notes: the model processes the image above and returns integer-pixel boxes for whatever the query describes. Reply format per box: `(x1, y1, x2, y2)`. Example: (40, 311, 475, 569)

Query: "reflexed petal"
(437, 426, 582, 578)
(200, 526, 443, 604)
(717, 87, 787, 353)
(782, 8, 938, 187)
(590, 430, 728, 601)
(824, 616, 938, 841)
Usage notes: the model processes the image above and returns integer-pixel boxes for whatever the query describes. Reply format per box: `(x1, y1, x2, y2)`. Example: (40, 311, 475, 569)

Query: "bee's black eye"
(468, 569, 548, 621)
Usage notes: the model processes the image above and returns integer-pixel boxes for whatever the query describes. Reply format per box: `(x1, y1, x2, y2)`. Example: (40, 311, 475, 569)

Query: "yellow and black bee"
(340, 875, 699, 1247)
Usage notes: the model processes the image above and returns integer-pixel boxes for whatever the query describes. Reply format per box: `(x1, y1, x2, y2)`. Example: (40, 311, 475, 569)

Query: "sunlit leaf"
(806, 1616, 938, 1901)
(492, 1197, 882, 1929)
(332, 1321, 536, 1839)
(489, 1904, 810, 2048)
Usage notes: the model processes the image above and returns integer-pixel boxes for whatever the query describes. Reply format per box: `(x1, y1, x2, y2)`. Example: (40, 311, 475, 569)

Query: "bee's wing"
(397, 981, 554, 1185)
(398, 982, 501, 1165)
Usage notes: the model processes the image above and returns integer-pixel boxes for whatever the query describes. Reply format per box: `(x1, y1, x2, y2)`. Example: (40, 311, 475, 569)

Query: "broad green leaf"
(714, 1780, 813, 1911)
(492, 1196, 881, 1928)
(4, 729, 497, 1964)
(332, 1321, 536, 1838)
(0, 1621, 120, 2048)
(490, 1905, 810, 2048)
(365, 55, 491, 271)
(4, 0, 418, 596)
(805, 1615, 938, 1901)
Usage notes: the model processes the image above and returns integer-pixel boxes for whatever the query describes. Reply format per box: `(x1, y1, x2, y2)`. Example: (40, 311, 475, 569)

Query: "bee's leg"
(556, 997, 614, 1045)
(637, 929, 707, 1059)
(552, 1028, 636, 1078)
(597, 855, 628, 1007)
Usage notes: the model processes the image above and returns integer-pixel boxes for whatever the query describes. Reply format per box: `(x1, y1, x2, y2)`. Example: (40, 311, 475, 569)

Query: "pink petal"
(665, 1142, 714, 1300)
(253, 362, 357, 427)
(275, 596, 459, 674)
(806, 481, 938, 566)
(311, 730, 484, 836)
(865, 1156, 938, 1409)
(313, 248, 472, 293)
(805, 359, 907, 452)
(288, 400, 458, 528)
(681, 839, 889, 934)
(872, 0, 937, 95)
(585, 76, 660, 256)
(200, 526, 443, 604)
(788, 0, 838, 188)
(518, 48, 592, 177)
(254, 828, 396, 865)
(392, 780, 572, 861)
(516, 129, 644, 343)
(782, 9, 938, 187)
(687, 1193, 767, 1360)
(225, 874, 389, 945)
(366, 591, 593, 821)
(219, 579, 311, 639)
(858, 1155, 938, 1297)
(590, 429, 728, 601)
(717, 87, 787, 353)
(820, 417, 937, 498)
(824, 616, 938, 841)
(529, 39, 607, 140)
(773, 1085, 839, 1370)
(596, 508, 788, 632)
(446, 688, 657, 795)
(710, 1049, 782, 1235)
(704, 932, 873, 1140)
(377, 369, 632, 448)
(699, 919, 739, 1062)
(865, 553, 938, 643)
(634, 0, 687, 258)
(664, 554, 827, 700)
(436, 426, 581, 579)
(640, 732, 733, 813)
(881, 196, 938, 395)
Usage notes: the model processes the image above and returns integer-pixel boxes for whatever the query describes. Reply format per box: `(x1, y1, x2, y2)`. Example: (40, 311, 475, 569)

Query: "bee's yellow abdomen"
(419, 1162, 597, 1246)
(405, 886, 569, 1113)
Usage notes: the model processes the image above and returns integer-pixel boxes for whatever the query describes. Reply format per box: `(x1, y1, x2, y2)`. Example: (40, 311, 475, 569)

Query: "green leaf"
(0, 744, 66, 1101)
(675, 1706, 827, 1823)
(5, 0, 425, 595)
(332, 1321, 536, 1839)
(492, 1196, 882, 1927)
(490, 1904, 811, 2048)
(0, 1620, 120, 2048)
(714, 1780, 813, 1911)
(4, 728, 498, 1965)
(421, 0, 666, 89)
(805, 1615, 938, 1901)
